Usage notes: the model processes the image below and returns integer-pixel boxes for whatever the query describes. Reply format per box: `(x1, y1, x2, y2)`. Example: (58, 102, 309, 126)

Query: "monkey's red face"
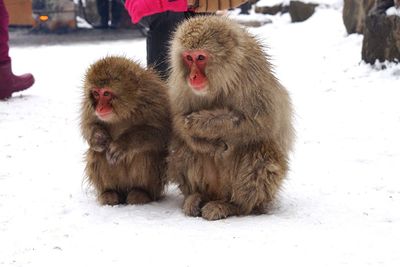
(182, 50, 209, 94)
(92, 88, 115, 121)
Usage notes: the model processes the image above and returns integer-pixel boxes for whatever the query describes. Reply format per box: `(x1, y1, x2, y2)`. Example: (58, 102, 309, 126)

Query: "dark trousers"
(96, 0, 123, 26)
(239, 2, 251, 14)
(141, 11, 190, 80)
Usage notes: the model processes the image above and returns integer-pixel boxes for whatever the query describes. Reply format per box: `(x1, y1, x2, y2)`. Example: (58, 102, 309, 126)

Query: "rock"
(362, 13, 400, 64)
(376, 0, 396, 13)
(255, 1, 318, 22)
(255, 4, 289, 15)
(289, 1, 318, 22)
(343, 0, 376, 34)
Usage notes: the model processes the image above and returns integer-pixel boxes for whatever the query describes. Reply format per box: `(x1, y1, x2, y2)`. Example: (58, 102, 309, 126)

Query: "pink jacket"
(125, 0, 188, 23)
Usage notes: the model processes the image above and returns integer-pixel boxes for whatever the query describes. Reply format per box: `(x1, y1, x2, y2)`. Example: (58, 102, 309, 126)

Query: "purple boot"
(0, 62, 35, 99)
(0, 0, 34, 100)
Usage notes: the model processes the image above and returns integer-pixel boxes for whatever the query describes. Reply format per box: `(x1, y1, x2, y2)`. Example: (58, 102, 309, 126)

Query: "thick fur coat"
(81, 56, 171, 205)
(167, 16, 294, 220)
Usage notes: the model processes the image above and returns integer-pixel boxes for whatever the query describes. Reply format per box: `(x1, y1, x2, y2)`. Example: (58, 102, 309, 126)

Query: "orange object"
(4, 0, 34, 26)
(39, 15, 49, 22)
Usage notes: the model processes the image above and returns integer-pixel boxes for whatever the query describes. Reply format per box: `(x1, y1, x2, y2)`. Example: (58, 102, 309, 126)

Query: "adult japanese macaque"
(81, 56, 171, 205)
(167, 16, 294, 220)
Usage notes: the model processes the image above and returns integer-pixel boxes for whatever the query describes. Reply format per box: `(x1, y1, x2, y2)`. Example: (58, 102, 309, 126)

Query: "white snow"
(1, 7, 400, 267)
(386, 7, 400, 17)
(228, 7, 273, 24)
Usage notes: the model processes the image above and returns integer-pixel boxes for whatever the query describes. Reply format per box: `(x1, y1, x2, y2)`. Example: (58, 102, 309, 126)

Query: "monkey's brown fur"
(168, 16, 294, 220)
(81, 56, 171, 205)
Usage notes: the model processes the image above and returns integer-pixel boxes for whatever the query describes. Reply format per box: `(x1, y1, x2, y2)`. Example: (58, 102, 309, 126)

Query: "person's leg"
(239, 2, 251, 15)
(110, 0, 123, 28)
(146, 12, 187, 80)
(0, 0, 10, 64)
(0, 0, 34, 99)
(96, 0, 109, 28)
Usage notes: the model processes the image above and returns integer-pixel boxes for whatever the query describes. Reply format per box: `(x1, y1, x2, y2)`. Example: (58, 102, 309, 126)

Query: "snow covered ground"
(1, 6, 400, 267)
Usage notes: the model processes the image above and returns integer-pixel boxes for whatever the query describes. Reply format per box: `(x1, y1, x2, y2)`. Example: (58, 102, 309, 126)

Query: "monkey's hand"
(106, 141, 129, 165)
(89, 127, 110, 152)
(184, 109, 241, 138)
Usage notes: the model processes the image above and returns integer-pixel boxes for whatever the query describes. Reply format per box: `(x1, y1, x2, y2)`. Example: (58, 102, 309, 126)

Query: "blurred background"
(5, 0, 400, 63)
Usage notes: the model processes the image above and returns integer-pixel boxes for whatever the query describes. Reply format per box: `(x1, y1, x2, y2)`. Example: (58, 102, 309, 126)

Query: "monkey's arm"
(106, 125, 168, 164)
(184, 109, 240, 133)
(184, 108, 265, 143)
(83, 122, 111, 152)
(174, 114, 228, 154)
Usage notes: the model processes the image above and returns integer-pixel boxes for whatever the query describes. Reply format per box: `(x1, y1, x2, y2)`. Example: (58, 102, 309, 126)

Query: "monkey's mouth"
(97, 111, 114, 121)
(188, 80, 208, 93)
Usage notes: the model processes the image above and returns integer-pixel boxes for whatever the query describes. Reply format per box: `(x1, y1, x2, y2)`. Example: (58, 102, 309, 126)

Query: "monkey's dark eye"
(186, 55, 193, 61)
(197, 55, 206, 61)
(92, 91, 99, 98)
(103, 91, 110, 97)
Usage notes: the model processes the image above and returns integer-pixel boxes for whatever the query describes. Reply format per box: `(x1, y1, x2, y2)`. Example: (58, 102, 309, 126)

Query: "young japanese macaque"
(81, 56, 171, 205)
(167, 16, 294, 220)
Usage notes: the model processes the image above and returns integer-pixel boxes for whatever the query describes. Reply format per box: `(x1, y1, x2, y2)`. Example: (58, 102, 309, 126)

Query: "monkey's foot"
(201, 201, 236, 221)
(183, 193, 202, 217)
(126, 189, 152, 205)
(99, 190, 120, 206)
(252, 203, 267, 215)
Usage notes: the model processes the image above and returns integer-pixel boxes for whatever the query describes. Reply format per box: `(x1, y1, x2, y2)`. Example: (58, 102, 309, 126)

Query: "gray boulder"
(362, 12, 400, 63)
(255, 3, 289, 15)
(343, 0, 376, 34)
(289, 1, 318, 22)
